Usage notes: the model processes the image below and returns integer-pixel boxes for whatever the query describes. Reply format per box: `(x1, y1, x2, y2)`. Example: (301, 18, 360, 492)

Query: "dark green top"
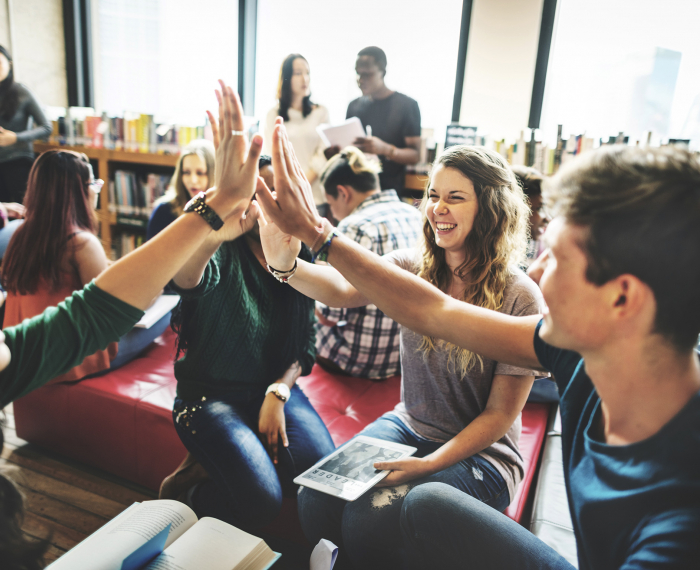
(170, 238, 316, 401)
(0, 282, 144, 408)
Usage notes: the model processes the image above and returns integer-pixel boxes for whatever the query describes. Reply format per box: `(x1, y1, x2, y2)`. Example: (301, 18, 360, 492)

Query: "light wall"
(0, 0, 67, 107)
(460, 0, 544, 141)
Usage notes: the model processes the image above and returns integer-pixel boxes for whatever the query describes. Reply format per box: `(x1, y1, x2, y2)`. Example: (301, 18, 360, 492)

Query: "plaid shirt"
(316, 190, 422, 378)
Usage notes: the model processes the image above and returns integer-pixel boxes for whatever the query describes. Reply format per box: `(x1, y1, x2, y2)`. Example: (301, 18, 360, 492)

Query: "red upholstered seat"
(13, 330, 549, 527)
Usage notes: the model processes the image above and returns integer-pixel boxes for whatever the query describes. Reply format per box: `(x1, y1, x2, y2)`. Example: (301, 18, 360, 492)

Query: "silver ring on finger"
(231, 130, 245, 136)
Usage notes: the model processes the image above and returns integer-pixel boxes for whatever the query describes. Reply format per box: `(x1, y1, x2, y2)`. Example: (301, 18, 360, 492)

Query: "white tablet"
(294, 436, 417, 501)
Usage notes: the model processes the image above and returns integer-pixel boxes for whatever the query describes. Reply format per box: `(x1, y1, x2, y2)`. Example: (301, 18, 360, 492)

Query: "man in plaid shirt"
(316, 148, 422, 379)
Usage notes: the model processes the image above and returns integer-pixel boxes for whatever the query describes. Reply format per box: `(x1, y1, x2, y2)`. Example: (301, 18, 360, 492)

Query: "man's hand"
(204, 80, 262, 221)
(373, 456, 434, 487)
(323, 145, 341, 160)
(258, 393, 288, 465)
(255, 118, 324, 245)
(352, 136, 391, 157)
(3, 202, 25, 219)
(0, 128, 17, 147)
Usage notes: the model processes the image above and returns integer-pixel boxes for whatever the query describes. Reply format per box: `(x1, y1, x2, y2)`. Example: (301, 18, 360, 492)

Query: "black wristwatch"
(183, 191, 224, 231)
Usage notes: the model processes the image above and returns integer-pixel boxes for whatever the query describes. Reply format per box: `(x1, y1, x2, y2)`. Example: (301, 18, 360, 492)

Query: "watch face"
(277, 384, 291, 399)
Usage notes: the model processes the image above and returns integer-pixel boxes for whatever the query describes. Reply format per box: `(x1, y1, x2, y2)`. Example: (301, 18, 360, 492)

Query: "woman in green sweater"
(0, 82, 263, 569)
(158, 150, 335, 531)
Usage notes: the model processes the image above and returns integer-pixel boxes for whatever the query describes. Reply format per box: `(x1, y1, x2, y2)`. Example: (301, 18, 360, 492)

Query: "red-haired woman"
(2, 150, 116, 380)
(2, 150, 166, 378)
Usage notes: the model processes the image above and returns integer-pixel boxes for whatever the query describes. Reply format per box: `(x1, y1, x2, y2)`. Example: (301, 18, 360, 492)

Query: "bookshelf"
(34, 142, 179, 258)
(34, 142, 429, 254)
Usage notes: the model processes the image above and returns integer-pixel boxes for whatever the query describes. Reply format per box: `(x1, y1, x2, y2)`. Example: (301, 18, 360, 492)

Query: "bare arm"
(257, 211, 369, 307)
(72, 232, 110, 286)
(255, 119, 543, 370)
(376, 373, 535, 486)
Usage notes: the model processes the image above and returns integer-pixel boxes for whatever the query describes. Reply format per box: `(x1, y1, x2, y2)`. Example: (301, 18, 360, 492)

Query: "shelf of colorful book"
(34, 142, 179, 258)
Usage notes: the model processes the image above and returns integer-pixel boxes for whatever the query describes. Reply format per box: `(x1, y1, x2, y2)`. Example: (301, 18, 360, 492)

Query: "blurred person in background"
(327, 47, 421, 195)
(147, 139, 216, 240)
(263, 54, 329, 208)
(512, 165, 548, 268)
(0, 45, 51, 204)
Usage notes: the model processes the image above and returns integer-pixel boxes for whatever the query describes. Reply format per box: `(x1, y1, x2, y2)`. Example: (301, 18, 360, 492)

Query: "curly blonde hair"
(417, 145, 528, 375)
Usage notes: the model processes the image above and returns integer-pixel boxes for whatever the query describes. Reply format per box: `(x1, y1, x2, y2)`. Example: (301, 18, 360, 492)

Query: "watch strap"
(184, 191, 224, 231)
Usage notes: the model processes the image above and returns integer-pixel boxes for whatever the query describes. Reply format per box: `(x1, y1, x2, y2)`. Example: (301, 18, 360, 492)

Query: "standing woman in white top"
(263, 54, 329, 206)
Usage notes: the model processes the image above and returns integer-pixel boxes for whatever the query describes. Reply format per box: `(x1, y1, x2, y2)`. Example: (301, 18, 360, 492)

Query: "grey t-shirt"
(0, 83, 51, 163)
(387, 249, 545, 502)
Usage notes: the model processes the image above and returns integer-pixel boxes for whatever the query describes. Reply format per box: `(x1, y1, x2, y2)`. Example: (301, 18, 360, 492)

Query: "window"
(94, 0, 238, 124)
(254, 0, 464, 143)
(540, 0, 700, 148)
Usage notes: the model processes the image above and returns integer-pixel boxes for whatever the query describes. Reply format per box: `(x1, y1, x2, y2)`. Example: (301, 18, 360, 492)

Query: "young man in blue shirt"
(257, 122, 700, 570)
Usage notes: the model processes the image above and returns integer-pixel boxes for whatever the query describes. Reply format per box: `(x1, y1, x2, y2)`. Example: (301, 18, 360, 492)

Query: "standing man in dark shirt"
(331, 47, 421, 193)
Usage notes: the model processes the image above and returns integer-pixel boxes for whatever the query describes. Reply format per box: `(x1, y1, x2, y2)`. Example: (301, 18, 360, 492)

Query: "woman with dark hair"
(2, 150, 118, 380)
(157, 146, 335, 532)
(263, 54, 329, 206)
(0, 45, 51, 203)
(2, 150, 165, 378)
(259, 143, 544, 569)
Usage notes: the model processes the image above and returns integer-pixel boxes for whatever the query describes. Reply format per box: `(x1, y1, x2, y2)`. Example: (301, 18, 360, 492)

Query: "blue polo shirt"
(534, 321, 700, 570)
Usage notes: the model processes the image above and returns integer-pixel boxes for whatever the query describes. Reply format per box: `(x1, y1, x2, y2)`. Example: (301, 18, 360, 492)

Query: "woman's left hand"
(258, 394, 288, 465)
(373, 456, 434, 487)
(0, 128, 17, 147)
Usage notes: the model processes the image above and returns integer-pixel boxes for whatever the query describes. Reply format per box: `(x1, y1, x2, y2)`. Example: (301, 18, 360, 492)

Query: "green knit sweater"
(170, 237, 316, 401)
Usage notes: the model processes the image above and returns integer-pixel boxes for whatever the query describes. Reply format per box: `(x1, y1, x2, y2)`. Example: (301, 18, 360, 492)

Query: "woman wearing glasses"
(2, 150, 159, 378)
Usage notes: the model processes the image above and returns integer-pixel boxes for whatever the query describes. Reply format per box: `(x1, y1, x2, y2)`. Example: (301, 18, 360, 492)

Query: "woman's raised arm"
(96, 81, 261, 309)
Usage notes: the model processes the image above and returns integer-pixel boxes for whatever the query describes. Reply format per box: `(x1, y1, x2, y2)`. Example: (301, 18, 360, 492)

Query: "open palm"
(257, 180, 301, 271)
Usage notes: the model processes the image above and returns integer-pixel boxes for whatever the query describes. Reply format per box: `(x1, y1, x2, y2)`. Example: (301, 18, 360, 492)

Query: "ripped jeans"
(173, 385, 335, 531)
(297, 413, 509, 570)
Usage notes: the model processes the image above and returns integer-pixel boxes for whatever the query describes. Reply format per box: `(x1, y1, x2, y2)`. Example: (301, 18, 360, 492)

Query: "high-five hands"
(255, 118, 324, 246)
(204, 80, 262, 222)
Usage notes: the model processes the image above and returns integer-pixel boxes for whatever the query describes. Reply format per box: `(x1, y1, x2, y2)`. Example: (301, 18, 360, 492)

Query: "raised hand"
(205, 80, 261, 221)
(257, 180, 301, 271)
(255, 118, 324, 246)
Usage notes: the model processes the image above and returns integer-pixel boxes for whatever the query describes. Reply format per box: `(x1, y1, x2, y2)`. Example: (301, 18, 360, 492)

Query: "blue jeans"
(110, 312, 171, 370)
(0, 219, 22, 259)
(173, 384, 335, 531)
(297, 413, 510, 570)
(401, 482, 576, 569)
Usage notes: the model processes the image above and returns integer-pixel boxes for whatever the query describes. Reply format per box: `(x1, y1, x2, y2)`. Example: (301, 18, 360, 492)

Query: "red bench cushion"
(13, 330, 549, 524)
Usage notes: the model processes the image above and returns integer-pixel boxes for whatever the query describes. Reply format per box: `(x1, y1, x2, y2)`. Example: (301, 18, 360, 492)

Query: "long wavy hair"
(418, 145, 528, 375)
(156, 139, 215, 217)
(2, 150, 96, 295)
(276, 54, 313, 121)
(0, 45, 20, 120)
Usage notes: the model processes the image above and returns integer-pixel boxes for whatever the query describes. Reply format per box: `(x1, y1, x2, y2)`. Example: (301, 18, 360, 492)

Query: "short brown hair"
(545, 145, 700, 351)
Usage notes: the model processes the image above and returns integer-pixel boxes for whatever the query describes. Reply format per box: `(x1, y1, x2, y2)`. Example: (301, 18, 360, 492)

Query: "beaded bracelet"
(311, 228, 339, 263)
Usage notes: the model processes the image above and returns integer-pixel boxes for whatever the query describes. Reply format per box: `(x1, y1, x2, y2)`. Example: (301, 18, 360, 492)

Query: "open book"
(47, 499, 280, 570)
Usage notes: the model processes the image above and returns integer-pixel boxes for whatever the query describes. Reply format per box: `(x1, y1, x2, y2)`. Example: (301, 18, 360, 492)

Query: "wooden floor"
(1, 403, 157, 566)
